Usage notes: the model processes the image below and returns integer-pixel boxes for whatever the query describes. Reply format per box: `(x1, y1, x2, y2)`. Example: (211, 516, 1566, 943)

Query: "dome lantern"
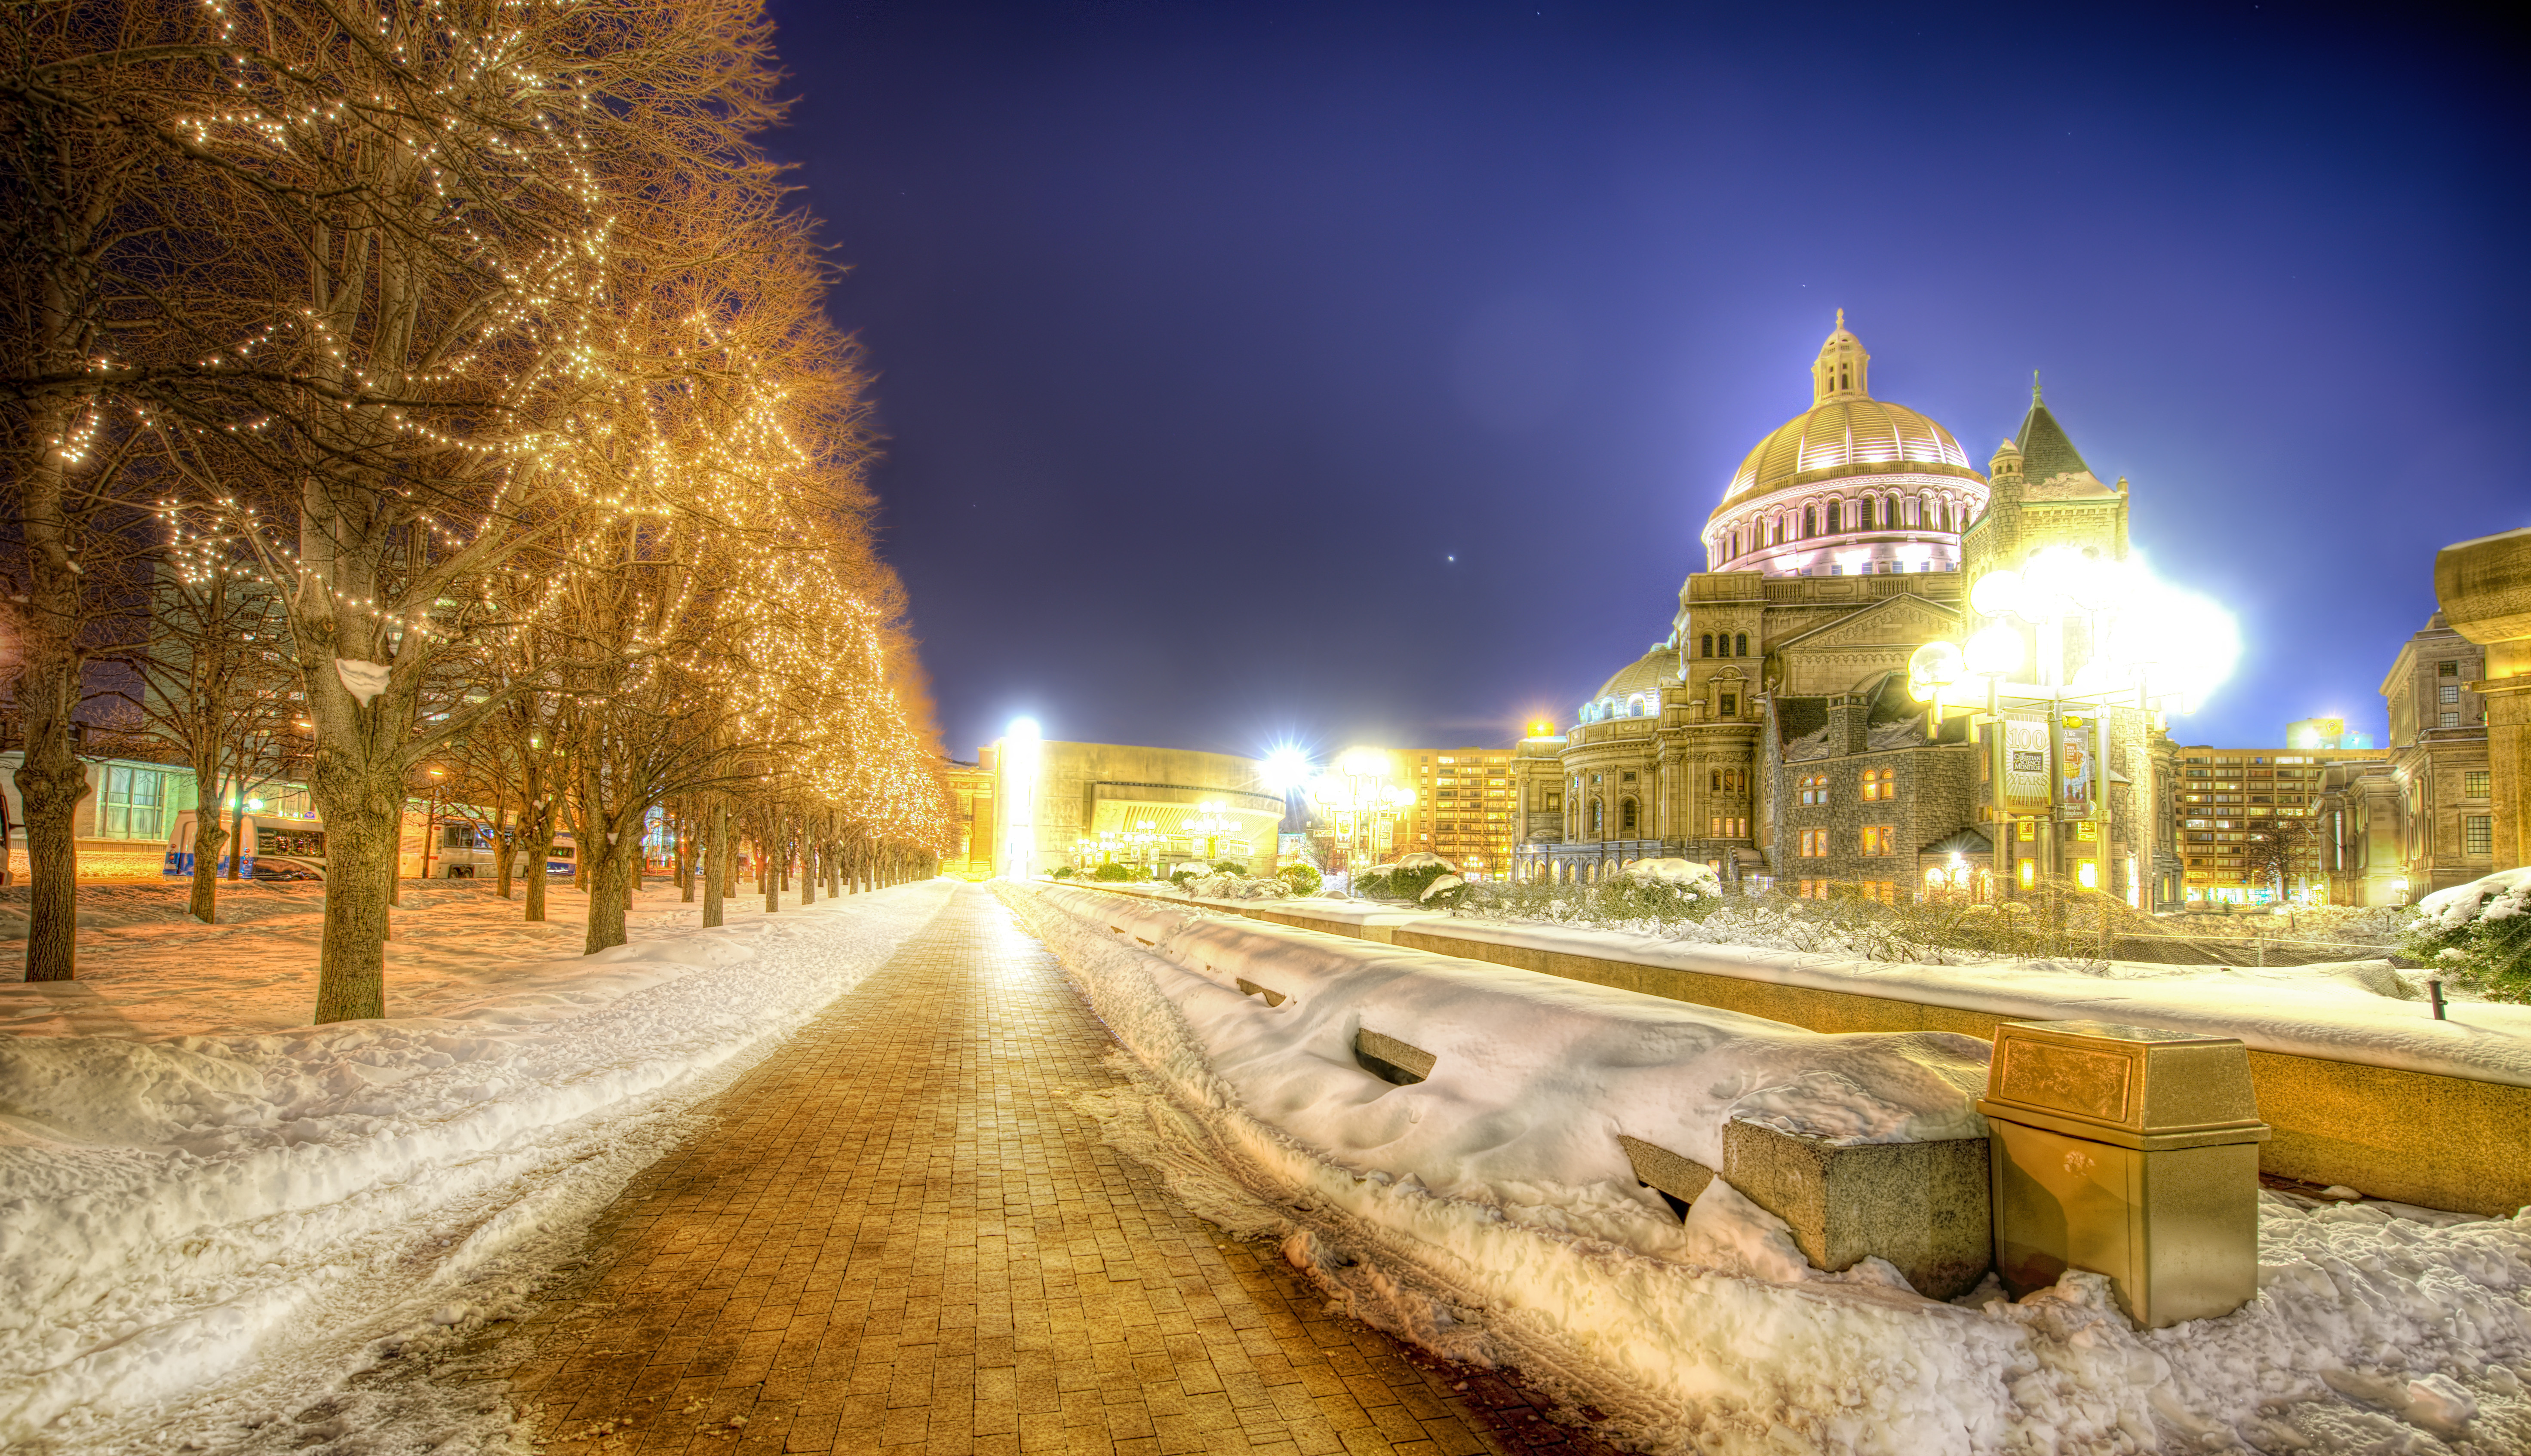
(1812, 309, 1871, 404)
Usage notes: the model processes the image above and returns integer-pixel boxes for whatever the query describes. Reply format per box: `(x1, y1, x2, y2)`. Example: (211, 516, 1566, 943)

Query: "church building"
(1511, 317, 2165, 905)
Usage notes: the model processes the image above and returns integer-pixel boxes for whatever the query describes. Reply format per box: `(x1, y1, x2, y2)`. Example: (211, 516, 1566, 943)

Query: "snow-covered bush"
(2406, 867, 2531, 1001)
(1051, 866, 1076, 880)
(1091, 861, 1138, 883)
(1418, 872, 1468, 908)
(1210, 861, 1248, 877)
(1169, 864, 1209, 888)
(1275, 863, 1323, 896)
(1352, 851, 1456, 903)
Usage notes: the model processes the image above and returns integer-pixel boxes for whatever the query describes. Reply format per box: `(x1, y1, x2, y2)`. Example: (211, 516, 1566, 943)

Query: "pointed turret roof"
(2014, 374, 2094, 486)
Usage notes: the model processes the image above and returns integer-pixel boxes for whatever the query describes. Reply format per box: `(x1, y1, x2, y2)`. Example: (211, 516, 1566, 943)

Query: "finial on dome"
(2031, 369, 2043, 404)
(1835, 307, 1845, 332)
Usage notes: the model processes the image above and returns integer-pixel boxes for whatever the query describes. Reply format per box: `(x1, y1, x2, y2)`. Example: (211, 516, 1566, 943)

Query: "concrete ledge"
(1724, 1119, 1993, 1300)
(1355, 1029, 1435, 1086)
(1618, 1134, 1716, 1216)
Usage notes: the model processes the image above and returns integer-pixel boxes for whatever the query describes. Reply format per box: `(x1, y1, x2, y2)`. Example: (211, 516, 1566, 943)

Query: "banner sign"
(2003, 714, 2052, 816)
(2055, 711, 2099, 814)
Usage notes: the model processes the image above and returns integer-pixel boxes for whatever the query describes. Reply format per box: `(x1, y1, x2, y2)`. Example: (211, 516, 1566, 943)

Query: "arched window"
(1709, 769, 1721, 791)
(1804, 506, 1818, 537)
(1590, 800, 1603, 837)
(1700, 633, 1714, 658)
(1735, 631, 1749, 656)
(1620, 798, 1640, 834)
(1859, 497, 1875, 530)
(1825, 500, 1842, 533)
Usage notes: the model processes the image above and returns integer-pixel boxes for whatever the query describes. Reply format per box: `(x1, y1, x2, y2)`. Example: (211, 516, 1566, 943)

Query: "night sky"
(765, 1, 2528, 765)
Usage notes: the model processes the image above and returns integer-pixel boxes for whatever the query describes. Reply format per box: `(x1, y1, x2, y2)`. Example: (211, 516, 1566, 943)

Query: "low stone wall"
(1076, 883, 2531, 1216)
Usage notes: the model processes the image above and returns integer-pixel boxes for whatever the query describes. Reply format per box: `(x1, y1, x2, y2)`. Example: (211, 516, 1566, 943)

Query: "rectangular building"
(1393, 746, 1519, 878)
(2166, 745, 2390, 904)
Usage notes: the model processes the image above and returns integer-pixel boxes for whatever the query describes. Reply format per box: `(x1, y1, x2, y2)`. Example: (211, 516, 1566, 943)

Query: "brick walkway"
(493, 884, 1625, 1456)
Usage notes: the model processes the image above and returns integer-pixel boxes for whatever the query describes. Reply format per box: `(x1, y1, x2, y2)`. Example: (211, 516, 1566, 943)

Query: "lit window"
(2466, 816, 2492, 856)
(1799, 828, 1827, 857)
(1860, 825, 1897, 857)
(1860, 767, 1895, 801)
(2019, 860, 2036, 887)
(2439, 684, 2460, 705)
(2441, 712, 2461, 729)
(2467, 770, 2491, 797)
(1798, 773, 1828, 806)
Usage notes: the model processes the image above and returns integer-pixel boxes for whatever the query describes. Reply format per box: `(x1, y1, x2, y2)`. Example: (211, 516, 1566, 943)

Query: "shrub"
(1091, 862, 1135, 883)
(1210, 861, 1248, 877)
(1352, 867, 1394, 899)
(2404, 869, 2531, 1001)
(1276, 863, 1323, 896)
(1387, 861, 1454, 902)
(1051, 866, 1075, 880)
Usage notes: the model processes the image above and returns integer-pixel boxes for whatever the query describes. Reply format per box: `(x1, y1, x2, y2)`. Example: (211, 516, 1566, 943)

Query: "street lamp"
(1307, 749, 1413, 888)
(1913, 547, 2236, 907)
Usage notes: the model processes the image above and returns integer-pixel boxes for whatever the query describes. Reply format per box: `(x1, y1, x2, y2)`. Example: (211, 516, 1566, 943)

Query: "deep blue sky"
(765, 1, 2528, 763)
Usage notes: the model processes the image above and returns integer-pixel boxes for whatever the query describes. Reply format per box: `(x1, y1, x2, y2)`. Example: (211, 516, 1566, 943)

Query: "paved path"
(493, 884, 1622, 1456)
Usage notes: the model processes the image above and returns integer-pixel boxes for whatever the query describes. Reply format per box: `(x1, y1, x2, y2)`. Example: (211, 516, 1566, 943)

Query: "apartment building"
(2167, 745, 2389, 903)
(1395, 746, 1519, 879)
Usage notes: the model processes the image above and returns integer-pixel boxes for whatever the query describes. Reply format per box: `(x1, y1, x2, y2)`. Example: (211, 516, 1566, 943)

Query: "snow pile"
(1621, 857, 1723, 895)
(0, 879, 952, 1452)
(1004, 882, 2531, 1455)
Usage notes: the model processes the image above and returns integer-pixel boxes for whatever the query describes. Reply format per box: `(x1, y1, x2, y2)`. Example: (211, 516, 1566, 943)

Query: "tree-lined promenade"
(2, 0, 952, 1019)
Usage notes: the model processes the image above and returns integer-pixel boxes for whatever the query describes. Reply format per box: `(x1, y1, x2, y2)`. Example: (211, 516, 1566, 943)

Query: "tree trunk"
(187, 768, 227, 926)
(227, 795, 245, 879)
(494, 802, 516, 900)
(11, 384, 93, 982)
(12, 746, 86, 983)
(702, 798, 726, 929)
(584, 841, 633, 952)
(800, 837, 816, 905)
(308, 769, 400, 1021)
(677, 803, 696, 903)
(763, 815, 780, 913)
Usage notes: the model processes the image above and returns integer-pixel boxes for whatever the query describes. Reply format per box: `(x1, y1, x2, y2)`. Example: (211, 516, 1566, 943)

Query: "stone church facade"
(1511, 318, 2164, 905)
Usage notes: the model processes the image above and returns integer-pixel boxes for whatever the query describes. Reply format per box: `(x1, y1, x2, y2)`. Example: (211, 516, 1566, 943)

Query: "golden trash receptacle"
(1977, 1020, 2271, 1329)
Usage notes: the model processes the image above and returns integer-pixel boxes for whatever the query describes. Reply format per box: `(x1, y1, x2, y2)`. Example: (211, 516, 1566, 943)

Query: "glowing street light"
(1308, 748, 1413, 885)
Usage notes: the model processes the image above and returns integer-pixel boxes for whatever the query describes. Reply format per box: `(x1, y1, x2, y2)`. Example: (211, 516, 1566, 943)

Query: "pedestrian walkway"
(490, 884, 1624, 1456)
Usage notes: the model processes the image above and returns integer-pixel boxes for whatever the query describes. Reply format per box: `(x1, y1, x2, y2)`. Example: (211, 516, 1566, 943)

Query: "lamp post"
(1307, 749, 1414, 888)
(1913, 547, 2234, 909)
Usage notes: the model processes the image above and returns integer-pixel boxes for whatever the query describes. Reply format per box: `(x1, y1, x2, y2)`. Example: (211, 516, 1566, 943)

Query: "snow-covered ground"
(1007, 882, 2531, 1455)
(0, 877, 953, 1454)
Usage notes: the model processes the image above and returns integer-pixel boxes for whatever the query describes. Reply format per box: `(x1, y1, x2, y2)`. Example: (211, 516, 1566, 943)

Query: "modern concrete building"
(983, 731, 1283, 879)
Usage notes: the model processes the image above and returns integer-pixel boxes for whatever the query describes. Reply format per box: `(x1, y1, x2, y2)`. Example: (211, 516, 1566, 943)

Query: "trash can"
(1977, 1020, 2270, 1329)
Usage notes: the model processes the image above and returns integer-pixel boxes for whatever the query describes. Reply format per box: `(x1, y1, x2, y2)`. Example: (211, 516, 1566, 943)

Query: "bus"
(427, 818, 577, 880)
(164, 812, 329, 882)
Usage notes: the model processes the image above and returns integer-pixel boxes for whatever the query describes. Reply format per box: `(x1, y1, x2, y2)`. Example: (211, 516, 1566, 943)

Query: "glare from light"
(1260, 746, 1311, 793)
(1964, 625, 2023, 676)
(1006, 715, 1041, 741)
(1969, 568, 2025, 619)
(1336, 746, 1388, 777)
(1906, 641, 1963, 703)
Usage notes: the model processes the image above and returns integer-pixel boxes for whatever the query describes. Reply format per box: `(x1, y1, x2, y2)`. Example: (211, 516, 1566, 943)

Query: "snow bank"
(0, 879, 952, 1452)
(1006, 883, 2531, 1455)
(1102, 883, 2531, 1088)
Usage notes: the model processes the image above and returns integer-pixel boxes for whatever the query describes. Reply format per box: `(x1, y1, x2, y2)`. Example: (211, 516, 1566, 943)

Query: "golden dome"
(1591, 645, 1680, 704)
(1708, 315, 1981, 521)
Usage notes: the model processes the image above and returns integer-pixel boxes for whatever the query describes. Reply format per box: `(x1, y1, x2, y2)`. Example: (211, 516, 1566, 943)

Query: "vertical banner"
(2055, 711, 2099, 815)
(2003, 714, 2052, 816)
